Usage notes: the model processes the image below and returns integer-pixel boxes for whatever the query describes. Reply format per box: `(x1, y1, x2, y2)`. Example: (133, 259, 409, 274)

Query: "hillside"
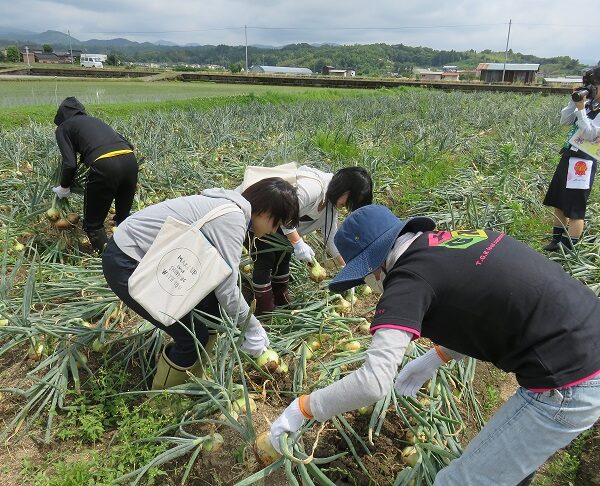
(0, 29, 595, 75)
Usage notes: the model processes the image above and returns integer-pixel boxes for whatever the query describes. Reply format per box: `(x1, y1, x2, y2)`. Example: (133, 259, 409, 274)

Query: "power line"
(69, 22, 596, 36)
(70, 23, 507, 36)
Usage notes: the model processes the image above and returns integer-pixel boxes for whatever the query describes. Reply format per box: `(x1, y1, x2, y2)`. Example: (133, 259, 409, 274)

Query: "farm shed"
(35, 53, 60, 64)
(477, 63, 539, 84)
(249, 65, 313, 75)
(543, 76, 582, 86)
(322, 66, 356, 77)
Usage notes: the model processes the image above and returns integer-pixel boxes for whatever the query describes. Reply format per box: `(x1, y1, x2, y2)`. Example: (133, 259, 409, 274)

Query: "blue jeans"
(434, 372, 600, 485)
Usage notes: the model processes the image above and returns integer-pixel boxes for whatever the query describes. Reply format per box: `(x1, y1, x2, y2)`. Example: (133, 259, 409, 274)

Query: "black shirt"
(370, 230, 600, 389)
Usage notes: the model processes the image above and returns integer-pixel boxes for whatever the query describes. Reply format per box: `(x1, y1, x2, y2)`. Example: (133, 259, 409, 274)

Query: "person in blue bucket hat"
(269, 204, 600, 486)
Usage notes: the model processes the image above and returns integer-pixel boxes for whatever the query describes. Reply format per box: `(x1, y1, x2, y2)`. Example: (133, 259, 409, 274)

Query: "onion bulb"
(256, 349, 280, 372)
(54, 218, 71, 230)
(401, 446, 419, 467)
(254, 431, 281, 466)
(335, 297, 352, 316)
(91, 338, 108, 353)
(202, 433, 224, 453)
(357, 405, 373, 415)
(46, 208, 60, 221)
(232, 396, 257, 414)
(309, 261, 327, 282)
(359, 285, 373, 296)
(66, 213, 80, 225)
(344, 341, 361, 352)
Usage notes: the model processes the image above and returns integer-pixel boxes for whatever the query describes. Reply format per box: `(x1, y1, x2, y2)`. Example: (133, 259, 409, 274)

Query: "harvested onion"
(46, 208, 60, 221)
(254, 431, 281, 466)
(256, 349, 280, 372)
(309, 260, 326, 283)
(54, 218, 71, 230)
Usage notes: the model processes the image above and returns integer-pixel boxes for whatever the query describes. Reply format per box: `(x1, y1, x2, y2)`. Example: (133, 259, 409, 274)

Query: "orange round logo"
(574, 161, 588, 176)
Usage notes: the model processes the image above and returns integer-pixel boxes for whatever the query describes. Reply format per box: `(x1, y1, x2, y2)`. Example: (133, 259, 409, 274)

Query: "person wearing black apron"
(543, 67, 600, 251)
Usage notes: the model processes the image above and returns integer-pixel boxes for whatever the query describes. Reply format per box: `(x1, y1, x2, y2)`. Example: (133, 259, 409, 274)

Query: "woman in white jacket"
(251, 166, 373, 315)
(102, 178, 299, 390)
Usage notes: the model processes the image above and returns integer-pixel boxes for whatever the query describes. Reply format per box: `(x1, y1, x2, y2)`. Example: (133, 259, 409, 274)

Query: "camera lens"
(572, 90, 589, 102)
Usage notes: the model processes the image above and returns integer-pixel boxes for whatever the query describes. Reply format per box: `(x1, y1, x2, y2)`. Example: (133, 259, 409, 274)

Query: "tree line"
(2, 41, 596, 76)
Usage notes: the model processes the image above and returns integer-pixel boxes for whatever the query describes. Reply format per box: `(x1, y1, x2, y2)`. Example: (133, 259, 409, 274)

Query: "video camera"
(571, 68, 600, 102)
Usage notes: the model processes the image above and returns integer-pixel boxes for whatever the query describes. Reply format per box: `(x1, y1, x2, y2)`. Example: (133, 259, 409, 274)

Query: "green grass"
(20, 361, 186, 486)
(0, 79, 381, 128)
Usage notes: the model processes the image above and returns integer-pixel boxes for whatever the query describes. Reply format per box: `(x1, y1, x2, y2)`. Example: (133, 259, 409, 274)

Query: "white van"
(80, 55, 104, 68)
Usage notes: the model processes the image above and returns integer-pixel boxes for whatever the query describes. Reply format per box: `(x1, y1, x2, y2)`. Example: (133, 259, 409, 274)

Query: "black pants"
(249, 228, 292, 285)
(102, 238, 219, 367)
(83, 153, 138, 233)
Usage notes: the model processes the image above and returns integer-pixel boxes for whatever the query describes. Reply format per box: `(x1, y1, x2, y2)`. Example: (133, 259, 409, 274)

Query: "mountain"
(154, 40, 179, 46)
(0, 29, 71, 44)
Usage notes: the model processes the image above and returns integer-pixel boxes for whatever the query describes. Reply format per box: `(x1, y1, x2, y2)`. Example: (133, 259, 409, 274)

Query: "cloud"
(1, 0, 596, 62)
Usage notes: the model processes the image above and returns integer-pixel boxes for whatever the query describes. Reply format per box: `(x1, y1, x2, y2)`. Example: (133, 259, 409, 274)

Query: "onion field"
(0, 86, 598, 485)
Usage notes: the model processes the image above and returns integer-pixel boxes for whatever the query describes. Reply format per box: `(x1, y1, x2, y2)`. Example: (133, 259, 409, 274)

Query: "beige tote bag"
(241, 162, 298, 191)
(128, 204, 242, 326)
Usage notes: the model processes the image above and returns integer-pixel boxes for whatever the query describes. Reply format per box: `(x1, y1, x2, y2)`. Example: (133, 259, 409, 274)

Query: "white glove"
(52, 185, 71, 199)
(241, 324, 270, 357)
(292, 238, 315, 262)
(270, 398, 306, 453)
(394, 348, 445, 398)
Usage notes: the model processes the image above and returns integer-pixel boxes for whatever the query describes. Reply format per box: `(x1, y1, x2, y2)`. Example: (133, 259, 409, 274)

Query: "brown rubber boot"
(272, 273, 292, 307)
(252, 281, 275, 315)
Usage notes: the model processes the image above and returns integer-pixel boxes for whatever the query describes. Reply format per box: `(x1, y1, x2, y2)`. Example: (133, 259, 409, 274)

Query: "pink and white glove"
(394, 348, 445, 397)
(292, 238, 315, 263)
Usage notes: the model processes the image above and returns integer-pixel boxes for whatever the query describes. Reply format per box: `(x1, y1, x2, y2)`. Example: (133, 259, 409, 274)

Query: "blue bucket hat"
(329, 205, 435, 293)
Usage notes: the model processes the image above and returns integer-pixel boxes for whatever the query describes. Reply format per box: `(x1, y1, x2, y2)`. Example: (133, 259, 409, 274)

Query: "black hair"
(242, 177, 299, 228)
(584, 66, 600, 85)
(325, 167, 373, 211)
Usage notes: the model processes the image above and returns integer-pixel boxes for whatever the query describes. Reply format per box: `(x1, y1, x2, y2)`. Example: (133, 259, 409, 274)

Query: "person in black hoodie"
(52, 97, 138, 252)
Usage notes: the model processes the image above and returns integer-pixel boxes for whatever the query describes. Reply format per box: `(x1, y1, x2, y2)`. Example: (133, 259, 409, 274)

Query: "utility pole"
(244, 25, 248, 72)
(502, 19, 512, 83)
(68, 29, 74, 64)
(25, 45, 31, 67)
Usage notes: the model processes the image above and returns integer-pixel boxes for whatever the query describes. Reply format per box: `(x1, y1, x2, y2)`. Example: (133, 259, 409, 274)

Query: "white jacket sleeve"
(324, 211, 340, 259)
(574, 109, 600, 141)
(560, 100, 577, 125)
(202, 212, 261, 331)
(310, 329, 412, 421)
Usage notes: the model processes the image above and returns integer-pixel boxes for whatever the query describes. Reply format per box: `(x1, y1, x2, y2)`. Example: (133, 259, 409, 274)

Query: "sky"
(1, 0, 597, 64)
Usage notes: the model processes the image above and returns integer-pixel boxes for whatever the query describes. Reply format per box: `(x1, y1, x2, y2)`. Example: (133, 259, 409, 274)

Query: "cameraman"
(543, 67, 600, 251)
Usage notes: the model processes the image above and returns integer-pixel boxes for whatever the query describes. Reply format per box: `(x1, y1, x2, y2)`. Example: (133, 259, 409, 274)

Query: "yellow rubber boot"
(151, 345, 196, 391)
(189, 331, 218, 379)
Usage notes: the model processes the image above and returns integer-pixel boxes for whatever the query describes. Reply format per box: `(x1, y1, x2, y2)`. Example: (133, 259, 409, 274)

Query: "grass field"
(0, 78, 373, 128)
(0, 78, 358, 107)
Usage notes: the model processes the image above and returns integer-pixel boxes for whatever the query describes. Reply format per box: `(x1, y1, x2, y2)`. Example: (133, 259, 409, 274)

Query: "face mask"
(364, 270, 386, 294)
